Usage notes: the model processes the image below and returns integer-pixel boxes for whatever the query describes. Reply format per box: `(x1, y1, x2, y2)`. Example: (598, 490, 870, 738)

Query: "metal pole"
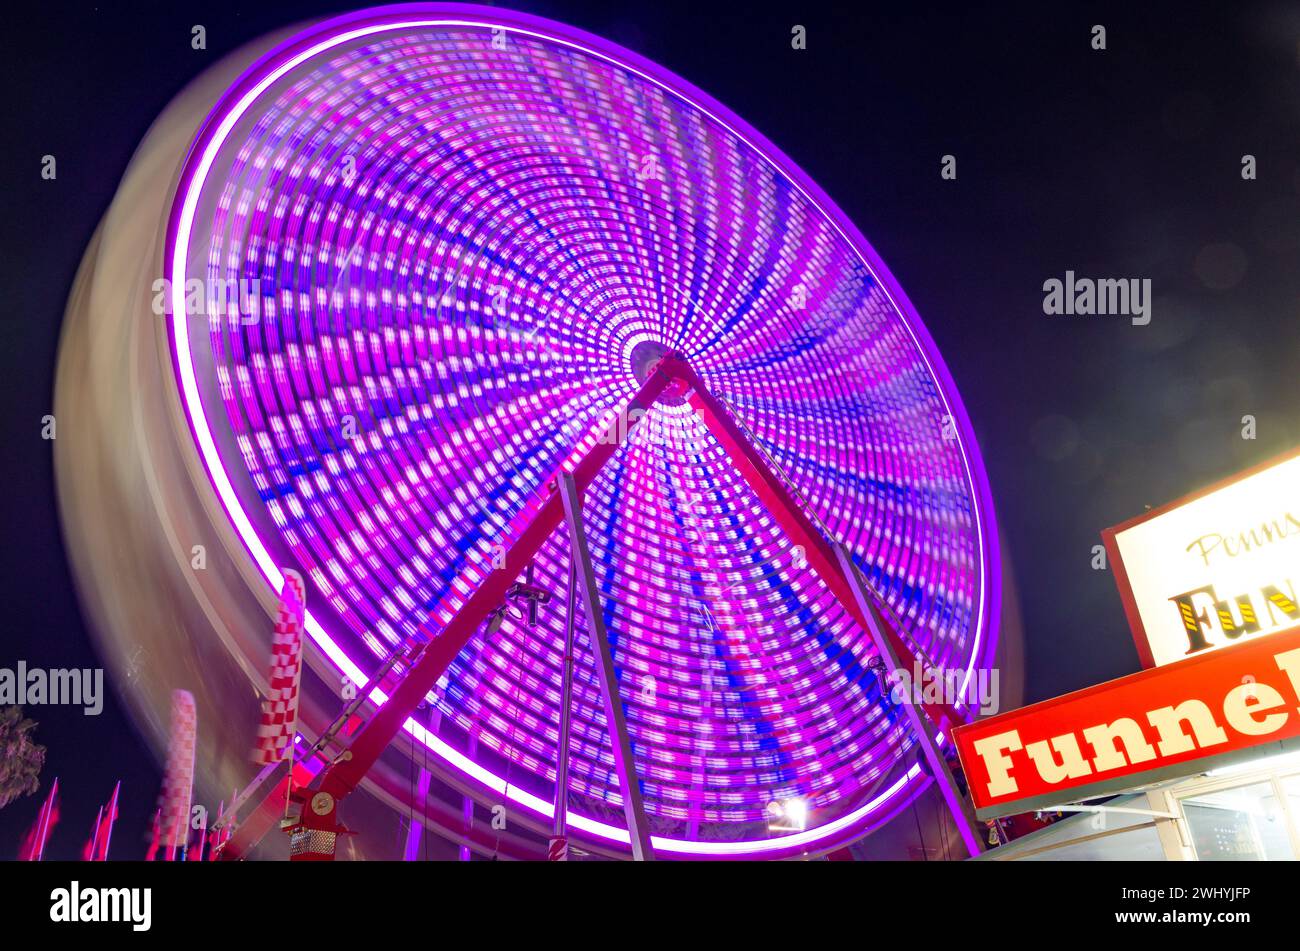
(402, 768, 432, 861)
(834, 544, 985, 857)
(100, 781, 120, 861)
(34, 778, 56, 861)
(217, 755, 286, 831)
(557, 473, 655, 861)
(553, 559, 578, 841)
(89, 806, 103, 862)
(459, 732, 477, 861)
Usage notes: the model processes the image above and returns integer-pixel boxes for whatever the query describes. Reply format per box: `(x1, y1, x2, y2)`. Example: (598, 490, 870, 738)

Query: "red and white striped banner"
(159, 690, 197, 857)
(547, 835, 568, 861)
(253, 571, 307, 765)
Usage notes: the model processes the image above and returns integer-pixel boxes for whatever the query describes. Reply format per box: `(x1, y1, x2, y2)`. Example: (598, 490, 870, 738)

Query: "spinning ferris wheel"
(62, 3, 1001, 860)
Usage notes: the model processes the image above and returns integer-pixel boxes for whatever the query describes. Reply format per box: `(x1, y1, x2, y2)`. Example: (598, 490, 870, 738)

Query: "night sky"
(2, 0, 1298, 859)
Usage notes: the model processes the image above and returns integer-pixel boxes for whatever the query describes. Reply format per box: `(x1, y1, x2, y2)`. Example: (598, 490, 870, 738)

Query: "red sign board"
(953, 622, 1300, 819)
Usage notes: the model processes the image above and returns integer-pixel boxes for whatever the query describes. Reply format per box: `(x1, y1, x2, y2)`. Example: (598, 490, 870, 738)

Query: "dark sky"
(2, 0, 1298, 858)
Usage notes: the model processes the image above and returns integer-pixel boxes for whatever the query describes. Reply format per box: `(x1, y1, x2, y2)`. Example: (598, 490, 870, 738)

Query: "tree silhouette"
(0, 707, 46, 810)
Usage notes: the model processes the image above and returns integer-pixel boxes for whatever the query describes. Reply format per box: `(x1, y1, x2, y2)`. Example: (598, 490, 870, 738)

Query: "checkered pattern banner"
(253, 570, 307, 765)
(159, 689, 196, 850)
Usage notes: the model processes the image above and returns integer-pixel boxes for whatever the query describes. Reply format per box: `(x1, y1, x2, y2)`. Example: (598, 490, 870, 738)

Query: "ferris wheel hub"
(629, 340, 692, 405)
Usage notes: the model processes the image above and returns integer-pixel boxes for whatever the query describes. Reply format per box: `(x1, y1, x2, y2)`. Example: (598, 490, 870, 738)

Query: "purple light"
(165, 4, 1000, 858)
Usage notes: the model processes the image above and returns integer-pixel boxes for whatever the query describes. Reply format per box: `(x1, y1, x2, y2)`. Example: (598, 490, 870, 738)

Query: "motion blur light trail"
(62, 4, 1001, 858)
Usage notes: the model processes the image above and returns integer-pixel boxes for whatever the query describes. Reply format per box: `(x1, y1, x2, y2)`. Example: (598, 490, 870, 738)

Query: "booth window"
(976, 758, 1300, 861)
(1175, 766, 1300, 861)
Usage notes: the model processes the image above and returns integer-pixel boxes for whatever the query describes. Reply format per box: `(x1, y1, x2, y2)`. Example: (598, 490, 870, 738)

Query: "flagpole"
(30, 786, 48, 861)
(189, 806, 208, 861)
(226, 787, 236, 851)
(98, 782, 120, 861)
(87, 806, 103, 862)
(145, 808, 161, 861)
(34, 778, 57, 861)
(285, 735, 294, 821)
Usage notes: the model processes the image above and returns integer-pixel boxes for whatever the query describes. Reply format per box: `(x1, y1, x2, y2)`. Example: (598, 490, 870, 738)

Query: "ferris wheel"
(145, 3, 1003, 860)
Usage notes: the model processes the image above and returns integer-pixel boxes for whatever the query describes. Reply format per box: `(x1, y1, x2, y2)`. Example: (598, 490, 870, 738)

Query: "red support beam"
(216, 754, 319, 861)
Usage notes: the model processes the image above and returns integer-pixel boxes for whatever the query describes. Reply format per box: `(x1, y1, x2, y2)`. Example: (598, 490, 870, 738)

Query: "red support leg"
(217, 754, 321, 861)
(285, 352, 968, 859)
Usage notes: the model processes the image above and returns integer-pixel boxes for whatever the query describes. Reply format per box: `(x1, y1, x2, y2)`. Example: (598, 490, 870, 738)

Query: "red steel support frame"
(283, 353, 967, 859)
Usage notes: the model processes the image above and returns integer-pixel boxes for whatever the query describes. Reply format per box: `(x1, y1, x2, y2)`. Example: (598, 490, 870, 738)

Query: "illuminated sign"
(1103, 449, 1300, 668)
(953, 622, 1300, 819)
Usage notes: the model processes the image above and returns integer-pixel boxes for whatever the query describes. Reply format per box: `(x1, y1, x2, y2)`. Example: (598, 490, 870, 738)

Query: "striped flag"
(17, 778, 59, 861)
(253, 571, 307, 765)
(93, 782, 120, 861)
(159, 690, 197, 859)
(81, 807, 103, 862)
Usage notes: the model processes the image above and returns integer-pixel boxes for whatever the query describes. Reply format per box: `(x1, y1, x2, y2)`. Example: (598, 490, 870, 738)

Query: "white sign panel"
(1103, 451, 1300, 668)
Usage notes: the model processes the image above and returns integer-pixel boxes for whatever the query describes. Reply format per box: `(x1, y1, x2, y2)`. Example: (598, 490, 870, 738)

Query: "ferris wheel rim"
(162, 1, 1002, 858)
